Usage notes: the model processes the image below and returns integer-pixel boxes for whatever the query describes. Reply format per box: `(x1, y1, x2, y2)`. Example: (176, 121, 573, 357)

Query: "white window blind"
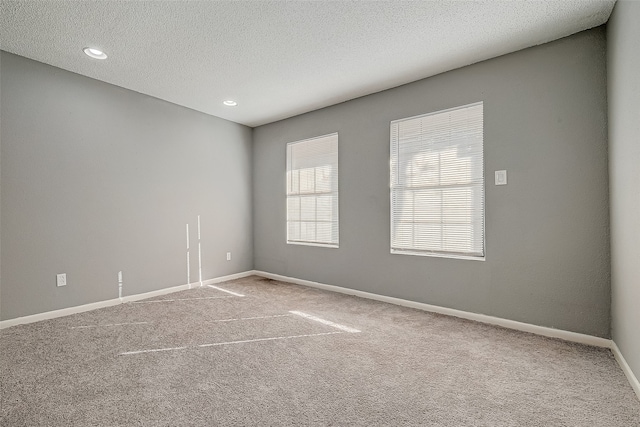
(286, 133, 339, 247)
(390, 102, 484, 258)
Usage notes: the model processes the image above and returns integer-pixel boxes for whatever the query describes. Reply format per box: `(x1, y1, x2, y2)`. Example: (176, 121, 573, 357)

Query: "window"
(390, 102, 484, 259)
(286, 133, 339, 247)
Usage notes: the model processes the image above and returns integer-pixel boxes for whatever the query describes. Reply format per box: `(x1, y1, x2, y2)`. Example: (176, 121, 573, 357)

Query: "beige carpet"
(1, 275, 639, 426)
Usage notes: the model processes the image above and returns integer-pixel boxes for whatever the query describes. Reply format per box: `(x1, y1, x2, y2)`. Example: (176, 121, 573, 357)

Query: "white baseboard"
(3, 268, 637, 401)
(0, 271, 255, 329)
(252, 271, 640, 398)
(0, 298, 125, 330)
(203, 270, 256, 284)
(612, 341, 640, 401)
(253, 270, 612, 348)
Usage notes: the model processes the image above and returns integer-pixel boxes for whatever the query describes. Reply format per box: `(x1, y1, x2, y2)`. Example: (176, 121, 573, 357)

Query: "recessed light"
(83, 47, 107, 60)
(223, 100, 238, 107)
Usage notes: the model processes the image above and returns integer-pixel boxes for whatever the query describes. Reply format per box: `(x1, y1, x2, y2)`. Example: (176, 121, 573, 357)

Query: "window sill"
(391, 249, 485, 261)
(287, 241, 339, 249)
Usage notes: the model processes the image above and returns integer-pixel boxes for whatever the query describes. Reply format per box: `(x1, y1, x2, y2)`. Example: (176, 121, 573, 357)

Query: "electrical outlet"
(226, 252, 231, 261)
(56, 273, 67, 287)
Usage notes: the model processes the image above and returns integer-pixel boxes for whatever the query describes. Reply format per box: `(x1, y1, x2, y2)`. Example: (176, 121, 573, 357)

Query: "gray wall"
(0, 52, 253, 320)
(608, 1, 640, 381)
(253, 28, 610, 338)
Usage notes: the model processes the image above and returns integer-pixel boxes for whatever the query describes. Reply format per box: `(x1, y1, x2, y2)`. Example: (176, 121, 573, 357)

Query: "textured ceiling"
(0, 1, 615, 127)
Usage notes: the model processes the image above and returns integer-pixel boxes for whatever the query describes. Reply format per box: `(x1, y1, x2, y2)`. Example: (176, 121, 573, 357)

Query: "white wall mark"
(198, 215, 203, 287)
(186, 223, 191, 288)
(118, 271, 123, 300)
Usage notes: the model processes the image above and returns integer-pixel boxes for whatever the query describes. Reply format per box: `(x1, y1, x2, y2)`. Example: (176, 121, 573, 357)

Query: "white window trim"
(286, 132, 339, 248)
(389, 101, 485, 260)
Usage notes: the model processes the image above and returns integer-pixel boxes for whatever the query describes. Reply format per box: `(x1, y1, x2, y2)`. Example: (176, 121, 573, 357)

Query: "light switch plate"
(56, 273, 67, 287)
(495, 170, 507, 185)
